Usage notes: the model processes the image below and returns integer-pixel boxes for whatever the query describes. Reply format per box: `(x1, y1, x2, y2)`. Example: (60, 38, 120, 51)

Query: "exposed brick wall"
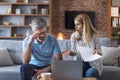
(52, 0, 106, 39)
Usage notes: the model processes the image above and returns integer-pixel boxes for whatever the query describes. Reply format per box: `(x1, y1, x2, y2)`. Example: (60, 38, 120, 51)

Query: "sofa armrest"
(118, 57, 120, 67)
(100, 38, 111, 47)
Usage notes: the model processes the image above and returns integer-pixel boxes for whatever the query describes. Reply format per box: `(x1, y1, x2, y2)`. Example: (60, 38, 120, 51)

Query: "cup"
(41, 72, 51, 80)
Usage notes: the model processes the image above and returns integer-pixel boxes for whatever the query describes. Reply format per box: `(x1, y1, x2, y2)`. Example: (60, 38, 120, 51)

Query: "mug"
(40, 72, 51, 80)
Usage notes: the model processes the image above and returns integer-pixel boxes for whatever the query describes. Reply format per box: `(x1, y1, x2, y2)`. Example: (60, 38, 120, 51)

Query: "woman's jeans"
(20, 64, 49, 80)
(83, 61, 99, 79)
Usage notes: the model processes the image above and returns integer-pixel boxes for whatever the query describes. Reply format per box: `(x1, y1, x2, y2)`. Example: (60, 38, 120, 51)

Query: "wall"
(52, 0, 106, 39)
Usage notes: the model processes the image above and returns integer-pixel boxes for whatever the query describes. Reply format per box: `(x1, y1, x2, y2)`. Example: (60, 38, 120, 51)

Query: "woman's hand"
(62, 50, 71, 58)
(93, 49, 101, 55)
(62, 50, 75, 58)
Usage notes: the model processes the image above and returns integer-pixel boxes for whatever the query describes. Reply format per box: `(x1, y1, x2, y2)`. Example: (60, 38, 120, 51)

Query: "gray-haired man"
(20, 18, 62, 80)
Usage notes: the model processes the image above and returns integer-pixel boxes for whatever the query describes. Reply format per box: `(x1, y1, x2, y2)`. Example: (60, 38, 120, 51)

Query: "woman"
(63, 13, 103, 79)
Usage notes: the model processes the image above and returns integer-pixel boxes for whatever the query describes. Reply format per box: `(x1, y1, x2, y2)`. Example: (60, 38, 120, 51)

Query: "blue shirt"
(23, 33, 61, 66)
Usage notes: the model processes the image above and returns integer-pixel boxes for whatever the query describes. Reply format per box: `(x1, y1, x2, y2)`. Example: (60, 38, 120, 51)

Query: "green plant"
(111, 28, 120, 38)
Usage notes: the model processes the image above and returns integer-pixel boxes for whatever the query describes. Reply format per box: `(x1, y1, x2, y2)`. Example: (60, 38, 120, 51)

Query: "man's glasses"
(39, 31, 47, 35)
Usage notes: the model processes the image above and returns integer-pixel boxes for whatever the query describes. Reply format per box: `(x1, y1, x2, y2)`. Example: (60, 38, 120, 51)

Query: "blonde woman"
(64, 14, 103, 79)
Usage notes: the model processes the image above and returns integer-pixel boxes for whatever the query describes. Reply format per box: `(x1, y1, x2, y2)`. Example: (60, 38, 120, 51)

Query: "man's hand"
(33, 65, 51, 79)
(28, 32, 39, 45)
(34, 69, 43, 78)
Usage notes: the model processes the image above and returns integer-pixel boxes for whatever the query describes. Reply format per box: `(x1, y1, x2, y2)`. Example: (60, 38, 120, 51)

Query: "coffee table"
(39, 78, 97, 80)
(82, 78, 97, 80)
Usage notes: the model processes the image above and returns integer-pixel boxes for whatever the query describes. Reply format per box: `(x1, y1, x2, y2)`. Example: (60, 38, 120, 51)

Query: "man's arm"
(54, 52, 63, 60)
(22, 33, 38, 64)
(22, 43, 32, 64)
(35, 50, 62, 76)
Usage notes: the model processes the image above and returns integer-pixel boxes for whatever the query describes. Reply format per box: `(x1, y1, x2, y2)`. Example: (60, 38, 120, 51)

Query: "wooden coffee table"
(82, 78, 97, 80)
(39, 78, 97, 80)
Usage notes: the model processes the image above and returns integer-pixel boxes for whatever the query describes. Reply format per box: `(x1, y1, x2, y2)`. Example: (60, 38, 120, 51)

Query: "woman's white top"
(71, 33, 103, 75)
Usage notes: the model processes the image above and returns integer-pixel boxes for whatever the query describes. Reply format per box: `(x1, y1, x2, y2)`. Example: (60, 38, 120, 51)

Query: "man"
(20, 18, 62, 80)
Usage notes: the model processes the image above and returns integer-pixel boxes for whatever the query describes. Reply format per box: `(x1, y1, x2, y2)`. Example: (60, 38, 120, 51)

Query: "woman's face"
(74, 20, 83, 33)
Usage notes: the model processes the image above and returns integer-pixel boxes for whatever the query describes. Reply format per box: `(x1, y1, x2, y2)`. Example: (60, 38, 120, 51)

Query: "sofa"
(0, 38, 120, 80)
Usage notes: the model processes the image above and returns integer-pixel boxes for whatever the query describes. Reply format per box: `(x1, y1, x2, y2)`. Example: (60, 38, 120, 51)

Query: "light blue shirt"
(23, 33, 61, 66)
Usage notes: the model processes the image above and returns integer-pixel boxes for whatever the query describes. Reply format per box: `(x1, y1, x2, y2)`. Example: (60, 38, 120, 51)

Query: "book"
(111, 7, 119, 16)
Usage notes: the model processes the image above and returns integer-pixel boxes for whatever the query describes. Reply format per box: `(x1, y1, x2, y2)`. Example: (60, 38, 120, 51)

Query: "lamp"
(57, 32, 64, 40)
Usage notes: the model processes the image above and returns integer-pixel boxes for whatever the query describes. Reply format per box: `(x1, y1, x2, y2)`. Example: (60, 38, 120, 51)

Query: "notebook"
(52, 57, 82, 80)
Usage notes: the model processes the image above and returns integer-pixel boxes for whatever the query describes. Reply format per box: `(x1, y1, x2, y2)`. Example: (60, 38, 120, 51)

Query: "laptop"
(52, 57, 82, 80)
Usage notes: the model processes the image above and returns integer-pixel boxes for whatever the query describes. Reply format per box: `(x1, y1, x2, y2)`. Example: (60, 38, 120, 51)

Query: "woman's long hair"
(74, 13, 98, 44)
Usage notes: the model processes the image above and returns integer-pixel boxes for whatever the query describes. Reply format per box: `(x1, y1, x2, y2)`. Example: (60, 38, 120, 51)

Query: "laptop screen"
(52, 57, 82, 80)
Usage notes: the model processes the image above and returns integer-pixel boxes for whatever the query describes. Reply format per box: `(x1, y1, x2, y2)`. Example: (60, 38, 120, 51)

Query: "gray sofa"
(0, 38, 120, 80)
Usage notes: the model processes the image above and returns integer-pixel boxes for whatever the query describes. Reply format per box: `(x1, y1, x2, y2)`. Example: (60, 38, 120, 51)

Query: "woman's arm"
(93, 36, 102, 55)
(62, 33, 77, 58)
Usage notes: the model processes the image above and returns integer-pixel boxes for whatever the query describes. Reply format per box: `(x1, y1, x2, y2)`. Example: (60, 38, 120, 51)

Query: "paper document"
(79, 47, 102, 62)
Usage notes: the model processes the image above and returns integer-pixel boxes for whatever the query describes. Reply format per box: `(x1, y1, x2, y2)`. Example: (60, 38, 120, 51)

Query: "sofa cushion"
(100, 38, 111, 47)
(0, 48, 14, 66)
(99, 66, 120, 80)
(58, 40, 71, 52)
(0, 65, 20, 80)
(101, 46, 120, 66)
(0, 40, 23, 64)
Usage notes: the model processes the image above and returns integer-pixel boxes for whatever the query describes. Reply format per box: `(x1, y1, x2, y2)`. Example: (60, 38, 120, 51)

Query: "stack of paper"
(79, 47, 102, 62)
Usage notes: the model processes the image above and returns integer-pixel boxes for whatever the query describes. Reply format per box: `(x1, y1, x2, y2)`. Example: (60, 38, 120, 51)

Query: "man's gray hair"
(31, 18, 47, 31)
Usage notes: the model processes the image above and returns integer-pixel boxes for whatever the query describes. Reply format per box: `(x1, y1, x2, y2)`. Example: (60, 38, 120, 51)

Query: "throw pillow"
(0, 48, 14, 66)
(101, 46, 120, 66)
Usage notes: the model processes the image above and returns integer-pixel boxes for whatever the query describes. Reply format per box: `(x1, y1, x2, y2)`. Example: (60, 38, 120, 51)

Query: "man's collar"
(34, 39, 46, 44)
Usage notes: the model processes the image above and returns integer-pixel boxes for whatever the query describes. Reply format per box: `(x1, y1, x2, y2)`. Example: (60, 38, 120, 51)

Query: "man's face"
(33, 27, 47, 41)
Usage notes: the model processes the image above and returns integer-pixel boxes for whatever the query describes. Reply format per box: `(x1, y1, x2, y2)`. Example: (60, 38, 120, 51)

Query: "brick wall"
(52, 0, 106, 39)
